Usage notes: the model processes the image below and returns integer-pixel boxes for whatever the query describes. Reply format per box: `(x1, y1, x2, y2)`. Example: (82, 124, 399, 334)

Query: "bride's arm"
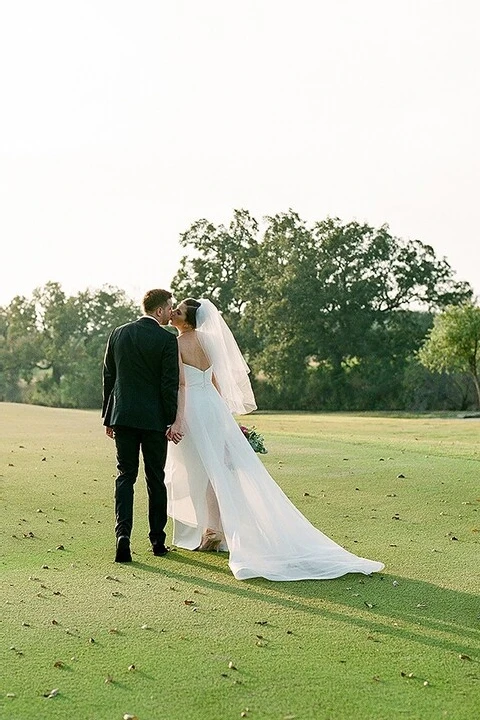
(212, 371, 221, 394)
(167, 350, 185, 443)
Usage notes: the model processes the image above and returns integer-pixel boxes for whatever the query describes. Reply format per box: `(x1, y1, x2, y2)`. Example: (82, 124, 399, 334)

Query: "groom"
(102, 288, 180, 562)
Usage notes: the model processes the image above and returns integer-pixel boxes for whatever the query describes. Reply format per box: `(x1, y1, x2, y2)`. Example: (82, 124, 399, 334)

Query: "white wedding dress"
(165, 363, 384, 581)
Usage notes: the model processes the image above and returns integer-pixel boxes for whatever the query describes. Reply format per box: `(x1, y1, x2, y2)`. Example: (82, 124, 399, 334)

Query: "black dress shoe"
(115, 535, 132, 562)
(151, 541, 169, 557)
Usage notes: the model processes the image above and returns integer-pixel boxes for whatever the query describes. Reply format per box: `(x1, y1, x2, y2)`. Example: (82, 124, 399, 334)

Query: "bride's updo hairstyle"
(183, 298, 201, 328)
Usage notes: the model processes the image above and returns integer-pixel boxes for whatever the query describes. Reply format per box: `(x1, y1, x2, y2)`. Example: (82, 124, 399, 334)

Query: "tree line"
(1, 210, 479, 411)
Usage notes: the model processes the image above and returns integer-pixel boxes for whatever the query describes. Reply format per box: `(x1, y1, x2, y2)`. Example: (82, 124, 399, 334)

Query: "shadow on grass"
(132, 551, 480, 660)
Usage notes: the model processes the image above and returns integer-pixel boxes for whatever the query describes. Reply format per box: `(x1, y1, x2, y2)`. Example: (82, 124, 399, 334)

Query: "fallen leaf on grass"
(184, 600, 195, 605)
(53, 660, 64, 668)
(228, 661, 237, 670)
(104, 675, 113, 684)
(459, 654, 472, 661)
(364, 602, 375, 609)
(123, 715, 138, 720)
(128, 664, 136, 671)
(44, 688, 59, 698)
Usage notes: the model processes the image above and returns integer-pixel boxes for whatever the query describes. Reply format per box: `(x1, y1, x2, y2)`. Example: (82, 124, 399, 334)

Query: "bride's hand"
(167, 421, 184, 444)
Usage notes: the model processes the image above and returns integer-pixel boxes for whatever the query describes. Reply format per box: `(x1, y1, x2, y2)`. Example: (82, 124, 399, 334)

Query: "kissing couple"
(102, 288, 384, 581)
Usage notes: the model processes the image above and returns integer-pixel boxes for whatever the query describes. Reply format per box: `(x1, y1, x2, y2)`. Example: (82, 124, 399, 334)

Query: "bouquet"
(239, 424, 268, 454)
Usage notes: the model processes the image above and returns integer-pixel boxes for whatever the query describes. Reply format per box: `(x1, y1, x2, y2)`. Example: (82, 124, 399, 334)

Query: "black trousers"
(113, 425, 168, 545)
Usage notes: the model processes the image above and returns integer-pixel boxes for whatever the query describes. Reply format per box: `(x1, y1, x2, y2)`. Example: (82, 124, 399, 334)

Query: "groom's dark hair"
(184, 298, 201, 328)
(142, 289, 172, 314)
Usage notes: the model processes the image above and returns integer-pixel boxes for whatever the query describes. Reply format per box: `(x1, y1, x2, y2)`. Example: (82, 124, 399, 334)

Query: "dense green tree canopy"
(0, 284, 138, 407)
(418, 302, 480, 408)
(172, 210, 472, 408)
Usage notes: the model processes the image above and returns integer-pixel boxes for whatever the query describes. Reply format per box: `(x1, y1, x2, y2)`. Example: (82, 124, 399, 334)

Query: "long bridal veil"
(195, 298, 256, 414)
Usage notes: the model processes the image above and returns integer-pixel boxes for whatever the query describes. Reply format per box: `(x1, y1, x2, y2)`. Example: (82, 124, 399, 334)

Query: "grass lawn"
(1, 403, 479, 720)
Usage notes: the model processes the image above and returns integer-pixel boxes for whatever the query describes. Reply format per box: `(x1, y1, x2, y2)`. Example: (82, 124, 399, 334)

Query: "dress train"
(165, 365, 384, 581)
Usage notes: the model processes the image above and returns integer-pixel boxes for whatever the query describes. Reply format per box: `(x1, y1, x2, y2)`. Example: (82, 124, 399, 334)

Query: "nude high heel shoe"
(197, 528, 223, 552)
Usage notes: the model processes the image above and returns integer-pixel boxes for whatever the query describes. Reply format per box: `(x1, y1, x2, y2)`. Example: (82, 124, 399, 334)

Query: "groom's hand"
(105, 426, 114, 439)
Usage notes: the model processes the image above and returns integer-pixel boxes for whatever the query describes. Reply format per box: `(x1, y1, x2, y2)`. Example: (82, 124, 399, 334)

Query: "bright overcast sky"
(1, 0, 479, 307)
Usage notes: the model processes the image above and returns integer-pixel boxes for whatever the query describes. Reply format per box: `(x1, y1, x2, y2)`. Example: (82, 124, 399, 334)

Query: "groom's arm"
(102, 330, 116, 419)
(167, 352, 185, 443)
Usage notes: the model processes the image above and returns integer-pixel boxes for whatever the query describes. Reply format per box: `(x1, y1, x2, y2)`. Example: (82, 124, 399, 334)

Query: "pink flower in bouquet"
(238, 424, 268, 453)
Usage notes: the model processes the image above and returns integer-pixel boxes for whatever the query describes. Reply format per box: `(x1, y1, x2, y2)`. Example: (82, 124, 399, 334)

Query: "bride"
(165, 298, 384, 581)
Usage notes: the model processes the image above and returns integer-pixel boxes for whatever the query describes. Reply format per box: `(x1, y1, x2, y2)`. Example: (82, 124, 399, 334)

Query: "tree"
(0, 295, 44, 401)
(172, 209, 472, 409)
(1, 283, 139, 408)
(417, 301, 480, 408)
(250, 214, 471, 386)
(171, 209, 262, 356)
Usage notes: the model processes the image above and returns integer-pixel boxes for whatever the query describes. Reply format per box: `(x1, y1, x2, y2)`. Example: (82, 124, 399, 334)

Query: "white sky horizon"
(1, 0, 479, 308)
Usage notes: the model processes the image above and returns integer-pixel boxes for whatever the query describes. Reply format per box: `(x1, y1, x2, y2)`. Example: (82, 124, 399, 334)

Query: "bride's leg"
(197, 483, 224, 551)
(206, 481, 222, 531)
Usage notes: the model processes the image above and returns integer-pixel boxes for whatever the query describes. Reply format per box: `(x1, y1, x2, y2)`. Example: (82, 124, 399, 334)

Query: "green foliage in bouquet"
(239, 424, 268, 453)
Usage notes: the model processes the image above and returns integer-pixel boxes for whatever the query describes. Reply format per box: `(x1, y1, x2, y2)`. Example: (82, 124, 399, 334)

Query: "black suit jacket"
(102, 317, 179, 431)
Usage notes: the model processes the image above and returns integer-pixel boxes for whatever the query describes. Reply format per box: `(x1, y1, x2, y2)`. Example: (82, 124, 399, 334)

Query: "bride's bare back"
(177, 330, 211, 370)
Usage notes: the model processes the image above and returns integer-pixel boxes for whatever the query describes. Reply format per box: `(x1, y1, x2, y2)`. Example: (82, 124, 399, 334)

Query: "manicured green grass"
(1, 403, 479, 720)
